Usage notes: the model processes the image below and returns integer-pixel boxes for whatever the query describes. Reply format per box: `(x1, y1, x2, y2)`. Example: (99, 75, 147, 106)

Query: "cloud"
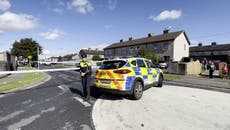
(39, 29, 65, 40)
(108, 0, 117, 10)
(0, 0, 10, 11)
(43, 49, 51, 55)
(52, 8, 64, 14)
(68, 0, 94, 14)
(149, 10, 182, 21)
(57, 0, 65, 6)
(0, 11, 38, 33)
(104, 24, 112, 29)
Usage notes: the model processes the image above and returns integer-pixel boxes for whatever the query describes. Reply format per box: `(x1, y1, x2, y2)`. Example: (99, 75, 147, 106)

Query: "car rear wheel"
(156, 74, 163, 87)
(132, 81, 143, 100)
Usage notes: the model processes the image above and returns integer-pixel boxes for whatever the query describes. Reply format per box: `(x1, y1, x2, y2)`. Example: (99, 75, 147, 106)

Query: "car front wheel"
(156, 74, 163, 87)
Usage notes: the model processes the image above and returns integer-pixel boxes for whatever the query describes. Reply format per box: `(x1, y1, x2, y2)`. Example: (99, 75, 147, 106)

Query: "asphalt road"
(0, 67, 100, 130)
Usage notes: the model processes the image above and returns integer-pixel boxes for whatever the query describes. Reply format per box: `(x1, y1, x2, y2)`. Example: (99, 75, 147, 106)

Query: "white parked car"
(158, 62, 168, 69)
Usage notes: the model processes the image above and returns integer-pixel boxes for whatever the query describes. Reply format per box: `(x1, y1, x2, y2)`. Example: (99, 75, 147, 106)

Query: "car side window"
(131, 60, 137, 66)
(145, 60, 154, 68)
(137, 59, 146, 67)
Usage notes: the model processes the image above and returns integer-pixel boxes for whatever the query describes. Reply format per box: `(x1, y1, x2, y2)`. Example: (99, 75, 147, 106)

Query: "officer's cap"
(79, 50, 87, 59)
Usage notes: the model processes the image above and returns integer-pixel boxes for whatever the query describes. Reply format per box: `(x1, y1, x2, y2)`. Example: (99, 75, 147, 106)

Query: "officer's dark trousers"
(209, 70, 214, 78)
(81, 75, 90, 98)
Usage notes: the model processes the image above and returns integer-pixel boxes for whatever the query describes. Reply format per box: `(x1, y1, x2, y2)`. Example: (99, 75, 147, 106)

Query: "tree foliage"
(58, 56, 62, 62)
(11, 38, 42, 61)
(138, 48, 159, 63)
(92, 55, 101, 61)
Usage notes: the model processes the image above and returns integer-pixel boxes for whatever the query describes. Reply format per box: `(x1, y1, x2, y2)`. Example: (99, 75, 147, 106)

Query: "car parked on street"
(95, 57, 164, 100)
(158, 61, 168, 69)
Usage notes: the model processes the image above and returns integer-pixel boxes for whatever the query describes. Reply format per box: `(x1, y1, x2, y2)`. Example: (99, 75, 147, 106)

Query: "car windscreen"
(100, 60, 126, 70)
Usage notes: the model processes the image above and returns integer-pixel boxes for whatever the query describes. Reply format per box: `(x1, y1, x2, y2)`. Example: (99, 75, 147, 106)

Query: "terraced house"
(104, 30, 190, 62)
(190, 43, 230, 63)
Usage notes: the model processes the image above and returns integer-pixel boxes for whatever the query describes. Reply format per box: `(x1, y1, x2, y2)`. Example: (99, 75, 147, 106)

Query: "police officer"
(79, 50, 92, 101)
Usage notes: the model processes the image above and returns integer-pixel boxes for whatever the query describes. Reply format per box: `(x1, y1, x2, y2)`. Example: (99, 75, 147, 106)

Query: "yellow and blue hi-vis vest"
(80, 61, 92, 76)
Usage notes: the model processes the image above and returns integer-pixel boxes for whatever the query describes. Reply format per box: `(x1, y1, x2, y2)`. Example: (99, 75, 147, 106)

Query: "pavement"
(93, 85, 230, 130)
(164, 71, 230, 93)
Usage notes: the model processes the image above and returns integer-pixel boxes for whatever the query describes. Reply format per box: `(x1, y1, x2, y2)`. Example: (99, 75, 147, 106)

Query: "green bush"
(92, 55, 101, 61)
(138, 48, 158, 63)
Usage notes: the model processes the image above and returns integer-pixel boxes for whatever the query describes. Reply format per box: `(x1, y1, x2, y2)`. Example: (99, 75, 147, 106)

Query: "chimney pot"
(163, 29, 169, 34)
(211, 42, 217, 46)
(198, 43, 202, 47)
(148, 33, 153, 37)
(129, 37, 132, 41)
(120, 39, 123, 42)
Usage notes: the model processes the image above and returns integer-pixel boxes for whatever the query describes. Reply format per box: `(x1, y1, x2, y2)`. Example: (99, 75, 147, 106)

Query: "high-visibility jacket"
(79, 61, 92, 76)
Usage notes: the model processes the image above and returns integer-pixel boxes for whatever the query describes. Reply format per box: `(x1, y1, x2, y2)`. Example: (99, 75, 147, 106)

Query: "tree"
(11, 38, 42, 61)
(92, 55, 101, 61)
(138, 48, 159, 63)
(58, 56, 62, 62)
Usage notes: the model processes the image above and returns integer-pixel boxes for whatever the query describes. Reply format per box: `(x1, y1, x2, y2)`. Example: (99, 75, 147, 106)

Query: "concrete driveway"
(92, 85, 230, 130)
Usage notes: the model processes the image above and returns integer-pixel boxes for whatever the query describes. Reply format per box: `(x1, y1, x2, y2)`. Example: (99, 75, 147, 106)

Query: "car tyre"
(132, 81, 143, 100)
(156, 74, 163, 87)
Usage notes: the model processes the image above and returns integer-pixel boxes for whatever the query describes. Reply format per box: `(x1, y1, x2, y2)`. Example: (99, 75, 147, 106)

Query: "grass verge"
(0, 67, 48, 92)
(164, 74, 182, 81)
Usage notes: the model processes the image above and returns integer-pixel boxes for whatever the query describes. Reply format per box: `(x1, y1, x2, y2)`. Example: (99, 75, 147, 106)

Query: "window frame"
(137, 59, 146, 67)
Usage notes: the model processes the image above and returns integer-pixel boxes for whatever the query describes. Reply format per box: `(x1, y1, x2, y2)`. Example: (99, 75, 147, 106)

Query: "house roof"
(189, 44, 230, 52)
(104, 30, 190, 49)
(80, 49, 104, 55)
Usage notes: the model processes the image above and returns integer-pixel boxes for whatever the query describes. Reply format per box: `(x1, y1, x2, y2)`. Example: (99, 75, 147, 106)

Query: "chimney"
(211, 42, 217, 46)
(95, 48, 98, 51)
(88, 48, 91, 50)
(198, 43, 202, 47)
(120, 39, 123, 42)
(129, 37, 132, 41)
(148, 33, 153, 37)
(163, 29, 169, 34)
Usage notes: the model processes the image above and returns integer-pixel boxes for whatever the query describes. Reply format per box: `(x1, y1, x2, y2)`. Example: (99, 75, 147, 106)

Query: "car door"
(145, 60, 158, 84)
(136, 59, 149, 85)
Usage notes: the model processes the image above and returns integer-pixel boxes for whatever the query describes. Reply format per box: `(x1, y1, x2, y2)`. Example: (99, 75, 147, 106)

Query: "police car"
(95, 57, 163, 100)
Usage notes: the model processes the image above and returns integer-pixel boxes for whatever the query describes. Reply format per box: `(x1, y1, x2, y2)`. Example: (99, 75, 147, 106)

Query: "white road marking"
(0, 95, 5, 98)
(41, 107, 55, 114)
(0, 110, 24, 122)
(80, 124, 92, 130)
(73, 97, 91, 107)
(58, 85, 66, 92)
(62, 122, 74, 130)
(7, 114, 40, 130)
(61, 75, 73, 82)
(7, 107, 56, 130)
(22, 100, 32, 105)
(57, 85, 69, 94)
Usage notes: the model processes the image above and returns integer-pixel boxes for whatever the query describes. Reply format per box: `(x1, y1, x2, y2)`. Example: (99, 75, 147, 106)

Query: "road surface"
(0, 67, 99, 130)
